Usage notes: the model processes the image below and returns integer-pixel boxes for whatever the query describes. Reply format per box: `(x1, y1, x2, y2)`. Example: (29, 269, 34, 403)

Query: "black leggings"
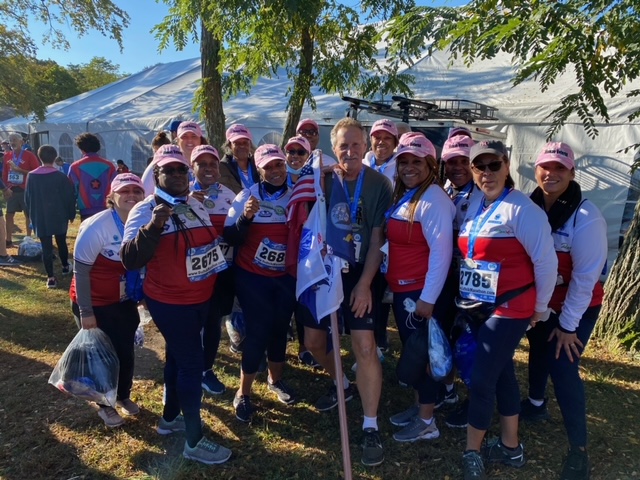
(39, 234, 69, 277)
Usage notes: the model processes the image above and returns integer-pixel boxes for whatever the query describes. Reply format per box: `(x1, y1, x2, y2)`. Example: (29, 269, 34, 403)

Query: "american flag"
(286, 161, 317, 222)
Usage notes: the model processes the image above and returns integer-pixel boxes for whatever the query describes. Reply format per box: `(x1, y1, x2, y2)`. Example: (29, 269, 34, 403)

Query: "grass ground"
(1, 213, 640, 480)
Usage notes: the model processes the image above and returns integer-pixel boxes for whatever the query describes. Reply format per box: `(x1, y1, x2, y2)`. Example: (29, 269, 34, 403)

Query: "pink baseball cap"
(255, 144, 286, 169)
(535, 142, 575, 170)
(226, 124, 253, 143)
(394, 132, 436, 160)
(370, 119, 398, 138)
(296, 118, 319, 132)
(442, 134, 474, 162)
(191, 145, 220, 164)
(154, 146, 190, 168)
(111, 173, 144, 192)
(448, 126, 472, 139)
(177, 121, 203, 138)
(284, 135, 311, 153)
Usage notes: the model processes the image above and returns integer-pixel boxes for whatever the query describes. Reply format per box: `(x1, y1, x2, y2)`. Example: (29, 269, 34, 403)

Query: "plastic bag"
(18, 236, 43, 260)
(134, 324, 145, 347)
(428, 317, 453, 382)
(48, 328, 120, 406)
(225, 297, 245, 348)
(137, 303, 153, 326)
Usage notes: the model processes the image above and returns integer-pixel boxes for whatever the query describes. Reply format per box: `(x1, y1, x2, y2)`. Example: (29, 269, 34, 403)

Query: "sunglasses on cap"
(298, 129, 318, 137)
(471, 161, 504, 172)
(160, 165, 190, 175)
(286, 149, 308, 156)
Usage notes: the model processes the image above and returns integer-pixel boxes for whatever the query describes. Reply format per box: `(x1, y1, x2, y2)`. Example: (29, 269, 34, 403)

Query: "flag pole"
(330, 310, 352, 480)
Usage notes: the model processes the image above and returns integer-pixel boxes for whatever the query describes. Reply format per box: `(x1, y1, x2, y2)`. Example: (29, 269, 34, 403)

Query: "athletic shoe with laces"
(116, 398, 140, 416)
(183, 437, 232, 465)
(233, 394, 253, 422)
(446, 398, 469, 428)
(156, 414, 186, 434)
(444, 384, 459, 404)
(298, 350, 320, 368)
(389, 404, 419, 427)
(0, 255, 19, 266)
(61, 263, 72, 275)
(361, 428, 384, 466)
(97, 406, 125, 428)
(314, 384, 354, 412)
(267, 379, 297, 405)
(560, 447, 590, 480)
(462, 450, 486, 480)
(392, 417, 439, 442)
(483, 438, 526, 468)
(202, 370, 226, 395)
(519, 398, 550, 422)
(46, 277, 57, 289)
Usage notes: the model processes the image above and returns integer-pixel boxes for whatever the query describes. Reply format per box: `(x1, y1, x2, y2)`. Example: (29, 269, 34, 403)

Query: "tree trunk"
(200, 21, 226, 149)
(281, 29, 314, 148)
(594, 200, 640, 350)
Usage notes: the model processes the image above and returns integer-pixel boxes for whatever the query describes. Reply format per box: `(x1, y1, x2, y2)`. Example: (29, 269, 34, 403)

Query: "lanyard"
(111, 209, 125, 237)
(237, 163, 254, 189)
(384, 187, 418, 221)
(370, 155, 392, 174)
(448, 181, 474, 206)
(11, 149, 24, 167)
(259, 182, 287, 202)
(154, 187, 188, 206)
(287, 173, 295, 188)
(192, 181, 220, 199)
(467, 187, 510, 260)
(343, 167, 365, 222)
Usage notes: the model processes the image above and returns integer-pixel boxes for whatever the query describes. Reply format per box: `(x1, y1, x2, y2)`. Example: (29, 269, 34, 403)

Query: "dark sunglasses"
(286, 149, 308, 156)
(471, 161, 503, 172)
(160, 165, 190, 175)
(298, 129, 318, 137)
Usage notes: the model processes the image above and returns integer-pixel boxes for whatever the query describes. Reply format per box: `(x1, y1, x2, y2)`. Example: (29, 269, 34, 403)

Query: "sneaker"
(393, 417, 440, 442)
(97, 406, 125, 428)
(446, 399, 469, 428)
(389, 404, 419, 427)
(462, 450, 486, 480)
(560, 447, 590, 480)
(116, 398, 140, 416)
(61, 263, 72, 275)
(519, 398, 549, 422)
(0, 255, 19, 266)
(314, 384, 354, 412)
(361, 428, 384, 466)
(267, 379, 297, 405)
(46, 277, 57, 289)
(233, 394, 253, 423)
(183, 437, 232, 465)
(483, 438, 526, 468)
(444, 384, 459, 404)
(202, 370, 226, 395)
(229, 342, 242, 354)
(156, 414, 186, 435)
(298, 350, 320, 368)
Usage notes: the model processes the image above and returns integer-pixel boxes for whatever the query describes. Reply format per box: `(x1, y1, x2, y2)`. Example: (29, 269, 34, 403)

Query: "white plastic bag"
(48, 328, 119, 406)
(428, 317, 453, 382)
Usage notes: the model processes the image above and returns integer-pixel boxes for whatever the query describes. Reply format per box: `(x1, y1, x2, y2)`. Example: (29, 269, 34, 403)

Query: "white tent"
(1, 48, 639, 259)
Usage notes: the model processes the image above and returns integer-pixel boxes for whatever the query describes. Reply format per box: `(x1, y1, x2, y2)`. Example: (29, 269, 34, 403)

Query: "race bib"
(379, 241, 389, 274)
(218, 239, 234, 264)
(187, 242, 227, 282)
(253, 238, 286, 271)
(459, 259, 501, 303)
(8, 171, 23, 184)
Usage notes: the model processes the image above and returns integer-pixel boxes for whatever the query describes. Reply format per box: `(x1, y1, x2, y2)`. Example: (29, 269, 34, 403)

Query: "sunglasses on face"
(286, 149, 308, 156)
(471, 161, 503, 172)
(298, 129, 318, 137)
(160, 165, 190, 175)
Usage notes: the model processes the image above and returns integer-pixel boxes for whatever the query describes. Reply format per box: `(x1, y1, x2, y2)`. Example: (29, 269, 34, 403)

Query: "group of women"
(69, 118, 605, 480)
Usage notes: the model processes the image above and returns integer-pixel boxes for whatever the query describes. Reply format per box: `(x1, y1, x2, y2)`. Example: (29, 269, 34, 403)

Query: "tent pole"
(329, 310, 352, 480)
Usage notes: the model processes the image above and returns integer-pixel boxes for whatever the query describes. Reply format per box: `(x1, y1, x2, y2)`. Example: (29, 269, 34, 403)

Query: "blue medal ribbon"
(384, 187, 418, 221)
(343, 167, 365, 223)
(111, 209, 144, 302)
(192, 181, 219, 199)
(466, 187, 511, 260)
(287, 173, 295, 188)
(259, 182, 287, 202)
(370, 155, 392, 174)
(237, 163, 255, 189)
(448, 181, 474, 206)
(154, 187, 188, 206)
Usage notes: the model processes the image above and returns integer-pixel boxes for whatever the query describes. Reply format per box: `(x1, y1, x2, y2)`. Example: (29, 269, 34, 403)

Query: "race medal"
(204, 198, 215, 209)
(185, 211, 196, 221)
(186, 241, 227, 282)
(253, 238, 286, 271)
(173, 203, 189, 215)
(459, 260, 501, 303)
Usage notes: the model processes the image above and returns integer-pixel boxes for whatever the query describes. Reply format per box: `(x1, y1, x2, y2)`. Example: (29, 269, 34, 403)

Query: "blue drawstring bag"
(454, 324, 477, 387)
(125, 267, 145, 302)
(428, 317, 453, 381)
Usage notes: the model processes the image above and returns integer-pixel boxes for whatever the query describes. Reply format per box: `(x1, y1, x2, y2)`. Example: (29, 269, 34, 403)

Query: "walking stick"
(330, 310, 352, 480)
